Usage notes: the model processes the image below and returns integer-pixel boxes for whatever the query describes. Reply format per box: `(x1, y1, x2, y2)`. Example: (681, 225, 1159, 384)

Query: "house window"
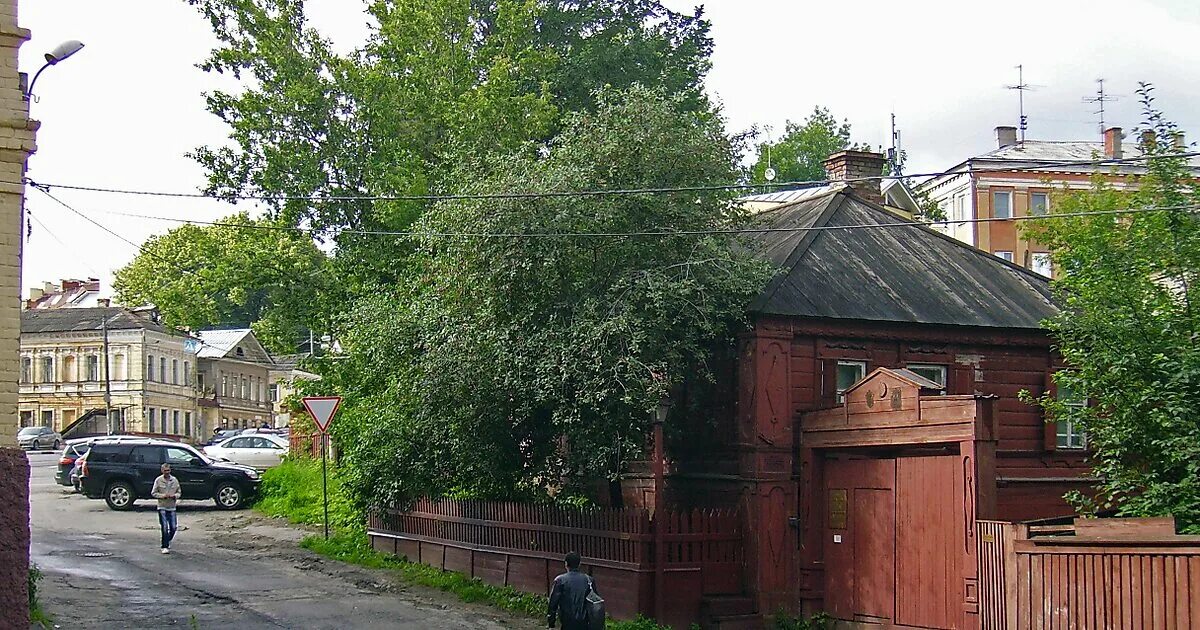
(836, 360, 867, 403)
(172, 359, 179, 385)
(995, 251, 1014, 262)
(236, 346, 245, 358)
(905, 364, 947, 388)
(161, 409, 169, 433)
(954, 194, 967, 222)
(41, 409, 53, 426)
(184, 362, 191, 386)
(20, 357, 30, 383)
(221, 375, 228, 397)
(112, 354, 125, 380)
(19, 410, 32, 427)
(41, 356, 54, 383)
(63, 356, 75, 382)
(86, 355, 100, 381)
(1056, 383, 1087, 449)
(269, 384, 279, 403)
(1032, 252, 1052, 278)
(1030, 192, 1049, 216)
(242, 377, 249, 399)
(173, 410, 180, 434)
(185, 412, 192, 436)
(993, 191, 1012, 219)
(148, 407, 156, 433)
(147, 355, 154, 381)
(160, 358, 167, 383)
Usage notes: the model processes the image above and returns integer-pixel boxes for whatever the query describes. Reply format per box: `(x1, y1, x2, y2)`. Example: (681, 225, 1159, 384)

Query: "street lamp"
(26, 40, 84, 99)
(651, 391, 671, 622)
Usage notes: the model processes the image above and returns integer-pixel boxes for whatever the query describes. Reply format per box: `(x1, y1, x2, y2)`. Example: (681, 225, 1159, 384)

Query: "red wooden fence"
(978, 517, 1200, 629)
(368, 499, 743, 627)
(288, 431, 331, 459)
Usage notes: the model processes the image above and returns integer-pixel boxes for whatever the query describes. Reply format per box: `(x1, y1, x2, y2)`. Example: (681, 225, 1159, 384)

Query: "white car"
(203, 433, 290, 469)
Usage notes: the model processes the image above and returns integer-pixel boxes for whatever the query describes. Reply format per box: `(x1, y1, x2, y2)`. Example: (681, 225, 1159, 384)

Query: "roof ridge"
(748, 191, 848, 313)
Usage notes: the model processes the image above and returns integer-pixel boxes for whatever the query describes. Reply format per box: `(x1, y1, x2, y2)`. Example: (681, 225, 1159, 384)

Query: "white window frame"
(993, 190, 1012, 219)
(1056, 384, 1087, 450)
(905, 363, 947, 388)
(1032, 252, 1052, 278)
(835, 360, 867, 404)
(995, 251, 1014, 263)
(1030, 192, 1050, 216)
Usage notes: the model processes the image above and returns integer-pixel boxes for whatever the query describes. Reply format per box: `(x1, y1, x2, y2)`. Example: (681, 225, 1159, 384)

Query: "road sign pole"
(321, 432, 329, 540)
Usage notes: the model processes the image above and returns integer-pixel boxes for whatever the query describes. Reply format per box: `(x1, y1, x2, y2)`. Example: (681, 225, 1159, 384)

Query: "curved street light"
(26, 39, 85, 98)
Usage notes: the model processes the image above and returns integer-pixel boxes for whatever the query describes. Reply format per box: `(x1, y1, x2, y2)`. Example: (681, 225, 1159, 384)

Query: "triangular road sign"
(302, 396, 342, 433)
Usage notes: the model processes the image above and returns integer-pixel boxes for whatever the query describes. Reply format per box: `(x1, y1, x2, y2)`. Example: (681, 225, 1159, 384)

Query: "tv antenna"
(762, 124, 776, 182)
(887, 112, 903, 176)
(1082, 78, 1119, 135)
(1004, 65, 1040, 143)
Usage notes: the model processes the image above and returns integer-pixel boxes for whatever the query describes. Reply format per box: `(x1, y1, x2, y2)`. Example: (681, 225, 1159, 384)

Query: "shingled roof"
(747, 188, 1057, 329)
(21, 307, 170, 335)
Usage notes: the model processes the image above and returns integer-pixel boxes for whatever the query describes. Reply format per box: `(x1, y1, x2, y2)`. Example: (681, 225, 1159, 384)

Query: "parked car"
(18, 426, 62, 451)
(203, 434, 289, 469)
(55, 441, 91, 487)
(79, 438, 261, 511)
(205, 428, 242, 446)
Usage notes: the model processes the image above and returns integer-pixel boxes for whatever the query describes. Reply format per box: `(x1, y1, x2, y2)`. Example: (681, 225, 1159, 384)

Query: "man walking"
(151, 463, 181, 554)
(547, 551, 598, 630)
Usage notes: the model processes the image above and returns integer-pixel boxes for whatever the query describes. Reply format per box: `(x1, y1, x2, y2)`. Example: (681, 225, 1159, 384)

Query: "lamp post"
(101, 310, 118, 434)
(25, 40, 84, 99)
(652, 393, 671, 623)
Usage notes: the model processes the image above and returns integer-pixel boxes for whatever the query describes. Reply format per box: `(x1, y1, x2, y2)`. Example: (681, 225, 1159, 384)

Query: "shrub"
(255, 458, 359, 530)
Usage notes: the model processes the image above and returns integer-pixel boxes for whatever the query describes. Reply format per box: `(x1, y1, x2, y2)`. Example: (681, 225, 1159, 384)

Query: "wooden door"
(823, 458, 896, 624)
(895, 455, 961, 629)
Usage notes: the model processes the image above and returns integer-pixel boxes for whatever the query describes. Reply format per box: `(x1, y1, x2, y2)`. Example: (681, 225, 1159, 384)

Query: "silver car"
(18, 426, 62, 451)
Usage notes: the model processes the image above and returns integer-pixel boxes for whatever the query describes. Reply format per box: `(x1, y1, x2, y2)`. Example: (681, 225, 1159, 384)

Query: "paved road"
(27, 451, 541, 629)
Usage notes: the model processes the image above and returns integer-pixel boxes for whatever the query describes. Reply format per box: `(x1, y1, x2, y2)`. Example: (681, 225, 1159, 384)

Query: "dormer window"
(236, 347, 245, 357)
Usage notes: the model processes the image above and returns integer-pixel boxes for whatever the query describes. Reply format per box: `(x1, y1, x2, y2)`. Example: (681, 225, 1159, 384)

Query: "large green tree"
(321, 87, 771, 506)
(113, 213, 328, 352)
(1023, 85, 1200, 532)
(749, 106, 856, 185)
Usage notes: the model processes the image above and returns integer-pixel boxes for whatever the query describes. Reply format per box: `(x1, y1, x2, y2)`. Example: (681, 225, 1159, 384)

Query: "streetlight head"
(654, 394, 671, 424)
(45, 40, 84, 65)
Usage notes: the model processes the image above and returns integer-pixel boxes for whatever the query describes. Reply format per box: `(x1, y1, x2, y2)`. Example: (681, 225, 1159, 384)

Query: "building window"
(221, 375, 228, 397)
(1032, 252, 1052, 278)
(992, 190, 1012, 219)
(19, 410, 32, 427)
(184, 362, 191, 386)
(173, 410, 180, 434)
(905, 364, 947, 388)
(269, 383, 279, 403)
(185, 412, 192, 436)
(112, 354, 125, 381)
(172, 359, 179, 385)
(836, 360, 867, 403)
(41, 409, 53, 426)
(87, 355, 100, 381)
(20, 357, 31, 384)
(160, 358, 167, 383)
(41, 356, 54, 383)
(147, 355, 154, 381)
(161, 409, 169, 434)
(63, 356, 76, 382)
(953, 194, 966, 222)
(148, 407, 156, 433)
(1056, 383, 1087, 449)
(236, 346, 245, 357)
(1030, 192, 1049, 216)
(242, 377, 249, 399)
(995, 251, 1014, 263)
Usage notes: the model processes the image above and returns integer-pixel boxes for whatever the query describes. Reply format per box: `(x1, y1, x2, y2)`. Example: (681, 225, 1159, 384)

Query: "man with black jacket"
(547, 551, 596, 629)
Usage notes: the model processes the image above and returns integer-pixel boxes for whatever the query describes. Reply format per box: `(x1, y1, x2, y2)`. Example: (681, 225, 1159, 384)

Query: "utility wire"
(18, 151, 1200, 203)
(26, 210, 103, 277)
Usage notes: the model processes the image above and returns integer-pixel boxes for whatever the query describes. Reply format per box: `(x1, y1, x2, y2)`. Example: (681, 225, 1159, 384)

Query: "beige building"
(196, 329, 275, 432)
(266, 353, 320, 427)
(19, 307, 200, 440)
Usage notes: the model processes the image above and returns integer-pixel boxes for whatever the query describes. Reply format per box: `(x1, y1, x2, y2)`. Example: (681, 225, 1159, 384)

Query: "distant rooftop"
(21, 307, 168, 335)
(25, 278, 106, 310)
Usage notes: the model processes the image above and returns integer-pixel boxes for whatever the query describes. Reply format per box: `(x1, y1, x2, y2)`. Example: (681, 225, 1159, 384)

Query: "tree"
(112, 212, 329, 352)
(1023, 84, 1200, 532)
(323, 87, 771, 507)
(184, 0, 715, 293)
(749, 106, 855, 184)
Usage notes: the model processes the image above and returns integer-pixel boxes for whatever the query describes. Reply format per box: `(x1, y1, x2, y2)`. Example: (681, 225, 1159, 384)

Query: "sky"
(17, 0, 1200, 296)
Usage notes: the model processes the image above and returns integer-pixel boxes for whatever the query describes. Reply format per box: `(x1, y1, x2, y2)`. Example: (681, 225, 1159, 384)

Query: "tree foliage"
(749, 106, 856, 184)
(112, 212, 328, 352)
(323, 87, 771, 506)
(1023, 84, 1200, 532)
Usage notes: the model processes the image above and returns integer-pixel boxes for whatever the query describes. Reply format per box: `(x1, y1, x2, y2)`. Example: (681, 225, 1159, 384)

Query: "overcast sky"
(17, 0, 1200, 296)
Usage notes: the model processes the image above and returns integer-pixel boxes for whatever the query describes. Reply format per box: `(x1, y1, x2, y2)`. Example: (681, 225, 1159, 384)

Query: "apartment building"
(195, 329, 275, 432)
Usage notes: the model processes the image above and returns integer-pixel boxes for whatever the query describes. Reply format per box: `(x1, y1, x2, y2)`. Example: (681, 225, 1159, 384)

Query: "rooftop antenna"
(1082, 78, 1119, 136)
(762, 124, 776, 183)
(1004, 64, 1039, 143)
(888, 112, 903, 176)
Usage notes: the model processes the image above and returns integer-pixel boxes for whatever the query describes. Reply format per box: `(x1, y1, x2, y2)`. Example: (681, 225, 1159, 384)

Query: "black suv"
(80, 439, 261, 511)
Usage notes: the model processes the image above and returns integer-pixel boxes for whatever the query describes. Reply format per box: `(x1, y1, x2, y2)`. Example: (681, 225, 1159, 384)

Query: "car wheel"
(31, 439, 39, 451)
(52, 439, 61, 450)
(214, 482, 244, 510)
(105, 481, 136, 511)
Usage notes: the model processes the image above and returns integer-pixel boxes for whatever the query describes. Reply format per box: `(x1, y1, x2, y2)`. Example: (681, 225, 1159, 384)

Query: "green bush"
(29, 564, 52, 628)
(774, 611, 832, 630)
(256, 458, 360, 530)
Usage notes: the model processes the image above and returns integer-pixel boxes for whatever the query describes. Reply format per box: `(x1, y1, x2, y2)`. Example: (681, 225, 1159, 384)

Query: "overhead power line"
(18, 151, 1200, 204)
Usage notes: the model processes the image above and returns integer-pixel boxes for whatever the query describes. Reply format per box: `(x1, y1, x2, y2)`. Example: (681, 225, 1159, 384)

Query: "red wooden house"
(660, 152, 1092, 627)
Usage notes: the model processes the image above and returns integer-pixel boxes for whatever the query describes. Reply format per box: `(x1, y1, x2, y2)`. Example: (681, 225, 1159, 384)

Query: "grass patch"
(255, 458, 358, 530)
(29, 564, 52, 628)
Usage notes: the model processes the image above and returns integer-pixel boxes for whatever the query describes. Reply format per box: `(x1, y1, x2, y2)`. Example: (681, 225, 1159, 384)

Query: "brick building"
(0, 0, 38, 626)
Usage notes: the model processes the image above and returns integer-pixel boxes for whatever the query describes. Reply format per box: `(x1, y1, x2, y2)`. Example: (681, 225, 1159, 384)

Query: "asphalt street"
(26, 450, 541, 629)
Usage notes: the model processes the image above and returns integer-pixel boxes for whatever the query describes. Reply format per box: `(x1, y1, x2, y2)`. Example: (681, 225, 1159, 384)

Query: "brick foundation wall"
(0, 448, 29, 629)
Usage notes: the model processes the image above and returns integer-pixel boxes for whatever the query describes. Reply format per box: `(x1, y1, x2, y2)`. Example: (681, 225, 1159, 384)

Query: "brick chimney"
(823, 150, 887, 205)
(1173, 131, 1186, 150)
(1104, 127, 1123, 159)
(96, 298, 111, 308)
(1140, 130, 1156, 151)
(996, 126, 1018, 148)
